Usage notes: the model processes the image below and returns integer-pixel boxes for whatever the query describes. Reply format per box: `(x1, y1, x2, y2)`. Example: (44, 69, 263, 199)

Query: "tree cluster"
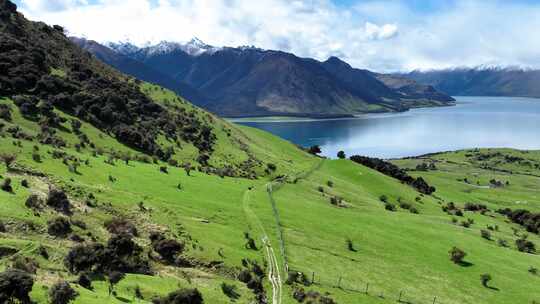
(349, 155, 436, 194)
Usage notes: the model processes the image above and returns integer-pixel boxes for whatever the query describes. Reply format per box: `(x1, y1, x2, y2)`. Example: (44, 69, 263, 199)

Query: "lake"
(233, 96, 540, 159)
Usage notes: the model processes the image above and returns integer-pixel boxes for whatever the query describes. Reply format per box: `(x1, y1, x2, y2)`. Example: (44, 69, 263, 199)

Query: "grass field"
(1, 89, 539, 304)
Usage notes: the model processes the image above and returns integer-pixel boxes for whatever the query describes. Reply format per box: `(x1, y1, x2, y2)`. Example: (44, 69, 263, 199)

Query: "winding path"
(242, 159, 325, 304)
(243, 188, 282, 304)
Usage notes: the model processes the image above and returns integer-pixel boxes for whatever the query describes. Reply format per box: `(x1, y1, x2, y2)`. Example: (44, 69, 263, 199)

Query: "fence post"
(433, 296, 437, 304)
(311, 272, 315, 284)
(398, 291, 403, 302)
(365, 282, 369, 294)
(337, 276, 342, 289)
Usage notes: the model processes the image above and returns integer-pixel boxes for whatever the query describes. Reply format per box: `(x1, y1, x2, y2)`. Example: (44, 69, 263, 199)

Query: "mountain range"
(73, 38, 455, 117)
(402, 67, 540, 98)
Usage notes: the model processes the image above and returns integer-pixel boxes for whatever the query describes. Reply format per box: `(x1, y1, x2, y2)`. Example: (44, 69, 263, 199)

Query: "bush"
(77, 273, 92, 290)
(25, 194, 44, 210)
(47, 217, 72, 238)
(529, 266, 538, 275)
(337, 151, 346, 159)
(21, 179, 29, 188)
(46, 189, 72, 215)
(0, 153, 16, 170)
(379, 195, 388, 203)
(237, 269, 252, 283)
(1, 177, 13, 193)
(449, 247, 466, 264)
(0, 270, 33, 303)
(11, 256, 39, 274)
(38, 245, 49, 259)
(151, 236, 184, 263)
(399, 202, 412, 210)
(480, 274, 492, 287)
(330, 196, 342, 206)
(497, 239, 509, 247)
(409, 207, 419, 214)
(104, 218, 138, 236)
(480, 229, 491, 240)
(49, 281, 79, 304)
(327, 180, 334, 188)
(516, 238, 536, 253)
(221, 282, 240, 300)
(152, 288, 203, 304)
(384, 203, 396, 212)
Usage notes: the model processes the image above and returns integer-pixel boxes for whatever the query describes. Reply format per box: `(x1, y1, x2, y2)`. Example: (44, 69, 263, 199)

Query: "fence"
(266, 159, 326, 273)
(289, 268, 447, 304)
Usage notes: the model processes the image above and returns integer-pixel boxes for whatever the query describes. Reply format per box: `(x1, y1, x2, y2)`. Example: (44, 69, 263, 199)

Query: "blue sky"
(13, 0, 540, 71)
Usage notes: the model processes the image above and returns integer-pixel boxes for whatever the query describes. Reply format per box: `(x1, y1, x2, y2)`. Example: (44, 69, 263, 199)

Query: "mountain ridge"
(74, 38, 455, 117)
(402, 67, 540, 98)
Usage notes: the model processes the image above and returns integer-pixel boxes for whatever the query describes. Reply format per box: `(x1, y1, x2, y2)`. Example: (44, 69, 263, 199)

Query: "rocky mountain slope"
(403, 67, 540, 98)
(74, 38, 455, 117)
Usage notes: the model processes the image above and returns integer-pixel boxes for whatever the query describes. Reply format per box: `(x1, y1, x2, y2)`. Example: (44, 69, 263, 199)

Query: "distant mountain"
(71, 38, 205, 104)
(75, 39, 455, 117)
(402, 67, 540, 98)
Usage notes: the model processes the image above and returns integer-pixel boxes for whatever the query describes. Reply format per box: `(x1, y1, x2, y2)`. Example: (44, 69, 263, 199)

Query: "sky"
(11, 0, 540, 72)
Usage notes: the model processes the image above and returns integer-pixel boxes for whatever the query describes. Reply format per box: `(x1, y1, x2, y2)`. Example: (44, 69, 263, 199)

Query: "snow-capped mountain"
(106, 38, 221, 57)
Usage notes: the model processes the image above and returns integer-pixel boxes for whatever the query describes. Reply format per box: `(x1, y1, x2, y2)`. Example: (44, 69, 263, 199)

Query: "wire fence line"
(266, 159, 326, 274)
(288, 267, 447, 304)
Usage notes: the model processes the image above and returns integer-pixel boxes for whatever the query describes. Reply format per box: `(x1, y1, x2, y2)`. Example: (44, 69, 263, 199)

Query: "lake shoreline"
(234, 96, 540, 159)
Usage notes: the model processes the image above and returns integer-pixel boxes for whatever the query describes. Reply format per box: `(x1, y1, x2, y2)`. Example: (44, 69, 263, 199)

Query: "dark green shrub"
(46, 189, 72, 215)
(449, 247, 466, 264)
(221, 282, 240, 300)
(47, 217, 72, 238)
(1, 177, 13, 193)
(337, 151, 346, 159)
(25, 194, 43, 210)
(0, 269, 34, 304)
(480, 230, 491, 240)
(104, 218, 138, 236)
(385, 203, 396, 212)
(152, 288, 203, 304)
(516, 238, 536, 253)
(77, 273, 92, 290)
(49, 281, 78, 304)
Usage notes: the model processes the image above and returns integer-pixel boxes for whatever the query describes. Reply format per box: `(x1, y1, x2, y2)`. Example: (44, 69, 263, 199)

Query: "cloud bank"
(14, 0, 540, 72)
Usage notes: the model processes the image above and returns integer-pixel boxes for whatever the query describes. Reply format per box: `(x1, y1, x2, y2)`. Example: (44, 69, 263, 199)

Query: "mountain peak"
(325, 56, 351, 68)
(106, 40, 140, 55)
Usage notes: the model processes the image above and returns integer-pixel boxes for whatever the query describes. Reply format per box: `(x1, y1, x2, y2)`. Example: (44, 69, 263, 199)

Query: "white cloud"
(365, 22, 398, 40)
(15, 0, 540, 72)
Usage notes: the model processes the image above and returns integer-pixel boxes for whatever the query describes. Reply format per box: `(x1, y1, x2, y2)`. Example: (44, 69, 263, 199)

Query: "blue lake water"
(233, 96, 540, 159)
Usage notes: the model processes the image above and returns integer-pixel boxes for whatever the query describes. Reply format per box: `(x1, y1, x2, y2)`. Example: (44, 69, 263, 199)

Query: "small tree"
(337, 151, 346, 159)
(49, 281, 79, 304)
(480, 273, 492, 287)
(449, 247, 466, 264)
(107, 271, 125, 296)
